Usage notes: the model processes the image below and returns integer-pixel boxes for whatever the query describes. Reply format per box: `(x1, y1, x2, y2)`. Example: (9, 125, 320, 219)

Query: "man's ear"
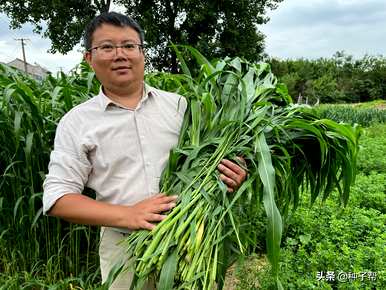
(84, 52, 92, 66)
(140, 46, 146, 57)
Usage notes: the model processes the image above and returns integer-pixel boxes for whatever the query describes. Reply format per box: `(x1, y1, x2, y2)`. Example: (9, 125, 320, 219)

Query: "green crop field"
(0, 58, 384, 289)
(230, 123, 386, 289)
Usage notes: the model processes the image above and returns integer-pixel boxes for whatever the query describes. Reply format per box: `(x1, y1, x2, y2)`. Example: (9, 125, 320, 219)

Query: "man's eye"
(100, 45, 114, 51)
(123, 44, 136, 49)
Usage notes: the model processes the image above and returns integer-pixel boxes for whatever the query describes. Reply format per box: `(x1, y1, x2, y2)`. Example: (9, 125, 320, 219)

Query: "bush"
(357, 124, 386, 173)
(349, 173, 386, 213)
(270, 53, 386, 104)
(278, 201, 385, 290)
(236, 194, 386, 290)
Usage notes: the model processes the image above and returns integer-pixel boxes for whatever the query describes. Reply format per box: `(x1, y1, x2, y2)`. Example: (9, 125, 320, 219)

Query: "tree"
(269, 51, 386, 104)
(0, 1, 112, 53)
(0, 0, 282, 72)
(119, 0, 283, 72)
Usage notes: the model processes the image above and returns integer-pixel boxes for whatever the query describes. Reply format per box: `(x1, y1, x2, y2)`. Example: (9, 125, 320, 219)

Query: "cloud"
(261, 0, 386, 59)
(265, 0, 386, 28)
(2, 2, 386, 72)
(0, 13, 82, 73)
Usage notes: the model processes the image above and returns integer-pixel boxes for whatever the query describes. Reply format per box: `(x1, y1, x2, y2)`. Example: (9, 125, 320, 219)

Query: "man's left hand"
(217, 158, 247, 193)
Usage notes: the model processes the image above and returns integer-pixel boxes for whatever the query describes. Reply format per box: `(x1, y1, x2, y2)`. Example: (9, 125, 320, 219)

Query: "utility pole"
(15, 38, 30, 73)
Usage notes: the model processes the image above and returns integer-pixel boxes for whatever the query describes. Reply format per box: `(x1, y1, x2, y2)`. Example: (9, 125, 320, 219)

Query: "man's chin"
(112, 79, 140, 88)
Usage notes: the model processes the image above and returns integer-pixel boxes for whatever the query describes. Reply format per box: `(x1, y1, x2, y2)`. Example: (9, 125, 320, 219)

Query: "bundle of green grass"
(121, 47, 360, 290)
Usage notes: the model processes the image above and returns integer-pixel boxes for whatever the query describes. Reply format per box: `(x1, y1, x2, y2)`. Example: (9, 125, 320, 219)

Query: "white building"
(5, 58, 51, 81)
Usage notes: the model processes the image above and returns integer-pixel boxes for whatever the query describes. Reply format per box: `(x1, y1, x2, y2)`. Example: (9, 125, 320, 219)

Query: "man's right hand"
(122, 193, 178, 230)
(48, 193, 178, 231)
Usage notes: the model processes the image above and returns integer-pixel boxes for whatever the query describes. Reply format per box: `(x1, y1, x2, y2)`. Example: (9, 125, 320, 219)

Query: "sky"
(1, 0, 385, 74)
(0, 14, 83, 74)
(261, 0, 386, 60)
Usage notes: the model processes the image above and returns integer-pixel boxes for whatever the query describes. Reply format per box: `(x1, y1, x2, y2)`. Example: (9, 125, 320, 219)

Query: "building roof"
(6, 58, 51, 79)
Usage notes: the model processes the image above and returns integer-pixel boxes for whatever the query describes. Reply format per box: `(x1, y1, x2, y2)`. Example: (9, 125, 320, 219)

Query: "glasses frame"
(88, 43, 144, 58)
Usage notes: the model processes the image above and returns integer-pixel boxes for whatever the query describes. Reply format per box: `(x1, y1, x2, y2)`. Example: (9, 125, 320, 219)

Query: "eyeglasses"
(88, 43, 144, 59)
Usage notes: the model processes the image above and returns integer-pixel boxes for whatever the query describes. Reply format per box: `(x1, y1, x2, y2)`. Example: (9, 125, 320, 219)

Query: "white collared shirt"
(43, 83, 187, 215)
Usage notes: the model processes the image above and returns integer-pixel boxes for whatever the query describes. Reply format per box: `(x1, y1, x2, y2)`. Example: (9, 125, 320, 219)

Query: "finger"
(219, 173, 238, 188)
(147, 213, 167, 222)
(157, 194, 179, 204)
(221, 158, 248, 183)
(220, 159, 245, 175)
(154, 202, 176, 213)
(151, 193, 167, 199)
(218, 163, 239, 183)
(141, 221, 155, 230)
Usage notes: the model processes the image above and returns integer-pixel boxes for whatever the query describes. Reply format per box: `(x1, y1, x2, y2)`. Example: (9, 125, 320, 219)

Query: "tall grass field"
(0, 58, 384, 289)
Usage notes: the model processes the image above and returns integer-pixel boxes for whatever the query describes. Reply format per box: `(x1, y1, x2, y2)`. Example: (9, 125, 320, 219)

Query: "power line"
(14, 38, 30, 73)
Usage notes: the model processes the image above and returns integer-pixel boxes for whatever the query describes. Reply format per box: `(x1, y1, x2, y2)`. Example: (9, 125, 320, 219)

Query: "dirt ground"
(223, 254, 268, 290)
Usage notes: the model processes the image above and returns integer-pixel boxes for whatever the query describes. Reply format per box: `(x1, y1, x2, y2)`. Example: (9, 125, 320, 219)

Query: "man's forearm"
(48, 194, 128, 228)
(48, 193, 178, 230)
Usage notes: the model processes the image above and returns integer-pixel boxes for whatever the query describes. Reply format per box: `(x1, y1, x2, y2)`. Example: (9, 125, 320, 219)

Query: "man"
(43, 12, 247, 290)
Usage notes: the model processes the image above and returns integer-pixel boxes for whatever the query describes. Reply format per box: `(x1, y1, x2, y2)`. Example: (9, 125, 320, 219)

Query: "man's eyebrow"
(96, 38, 140, 44)
(95, 39, 114, 44)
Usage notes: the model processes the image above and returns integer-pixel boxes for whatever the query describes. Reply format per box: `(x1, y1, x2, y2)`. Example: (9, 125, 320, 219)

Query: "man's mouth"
(112, 66, 131, 71)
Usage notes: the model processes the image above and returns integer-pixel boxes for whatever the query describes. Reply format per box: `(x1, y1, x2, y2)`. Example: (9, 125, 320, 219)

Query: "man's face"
(85, 24, 145, 91)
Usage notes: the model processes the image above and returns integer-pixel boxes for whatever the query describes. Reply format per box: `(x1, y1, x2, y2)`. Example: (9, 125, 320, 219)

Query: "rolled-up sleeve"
(43, 117, 92, 214)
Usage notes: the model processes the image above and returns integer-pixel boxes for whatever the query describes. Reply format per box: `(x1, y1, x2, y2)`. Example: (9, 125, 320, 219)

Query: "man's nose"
(114, 47, 129, 59)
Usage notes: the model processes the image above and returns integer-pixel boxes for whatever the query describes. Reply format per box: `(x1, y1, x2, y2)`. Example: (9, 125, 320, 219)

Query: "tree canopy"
(269, 51, 386, 104)
(0, 0, 283, 72)
(0, 0, 111, 53)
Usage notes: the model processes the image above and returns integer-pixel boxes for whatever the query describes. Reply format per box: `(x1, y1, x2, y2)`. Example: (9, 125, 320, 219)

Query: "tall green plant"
(314, 104, 386, 127)
(124, 47, 361, 289)
(0, 62, 100, 286)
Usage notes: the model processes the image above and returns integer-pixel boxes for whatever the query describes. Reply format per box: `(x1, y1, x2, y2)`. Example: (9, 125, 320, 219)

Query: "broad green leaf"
(158, 249, 178, 290)
(255, 132, 283, 279)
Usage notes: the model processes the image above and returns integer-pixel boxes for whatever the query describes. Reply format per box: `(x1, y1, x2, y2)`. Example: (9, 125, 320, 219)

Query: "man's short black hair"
(84, 11, 144, 50)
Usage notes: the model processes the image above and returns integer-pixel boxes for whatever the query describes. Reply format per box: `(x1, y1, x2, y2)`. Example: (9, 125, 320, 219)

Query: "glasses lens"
(95, 44, 141, 59)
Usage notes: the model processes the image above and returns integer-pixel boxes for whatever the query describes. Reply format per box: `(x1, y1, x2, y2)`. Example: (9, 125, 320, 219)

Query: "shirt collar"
(97, 83, 155, 111)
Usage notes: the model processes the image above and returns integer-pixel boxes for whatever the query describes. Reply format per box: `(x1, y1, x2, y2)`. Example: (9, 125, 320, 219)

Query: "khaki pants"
(99, 227, 156, 290)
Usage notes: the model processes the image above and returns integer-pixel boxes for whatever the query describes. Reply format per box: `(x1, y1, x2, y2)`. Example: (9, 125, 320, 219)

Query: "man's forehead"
(92, 24, 140, 42)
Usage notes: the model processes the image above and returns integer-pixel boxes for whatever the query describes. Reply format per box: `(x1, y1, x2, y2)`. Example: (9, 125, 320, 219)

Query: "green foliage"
(279, 73, 300, 100)
(0, 52, 379, 289)
(120, 0, 283, 72)
(232, 123, 386, 290)
(276, 203, 386, 290)
(0, 0, 103, 53)
(304, 74, 343, 104)
(125, 46, 360, 289)
(357, 124, 386, 173)
(350, 173, 386, 213)
(0, 62, 100, 286)
(351, 99, 386, 109)
(314, 104, 386, 127)
(233, 188, 386, 289)
(270, 52, 386, 104)
(0, 271, 100, 290)
(0, 0, 283, 72)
